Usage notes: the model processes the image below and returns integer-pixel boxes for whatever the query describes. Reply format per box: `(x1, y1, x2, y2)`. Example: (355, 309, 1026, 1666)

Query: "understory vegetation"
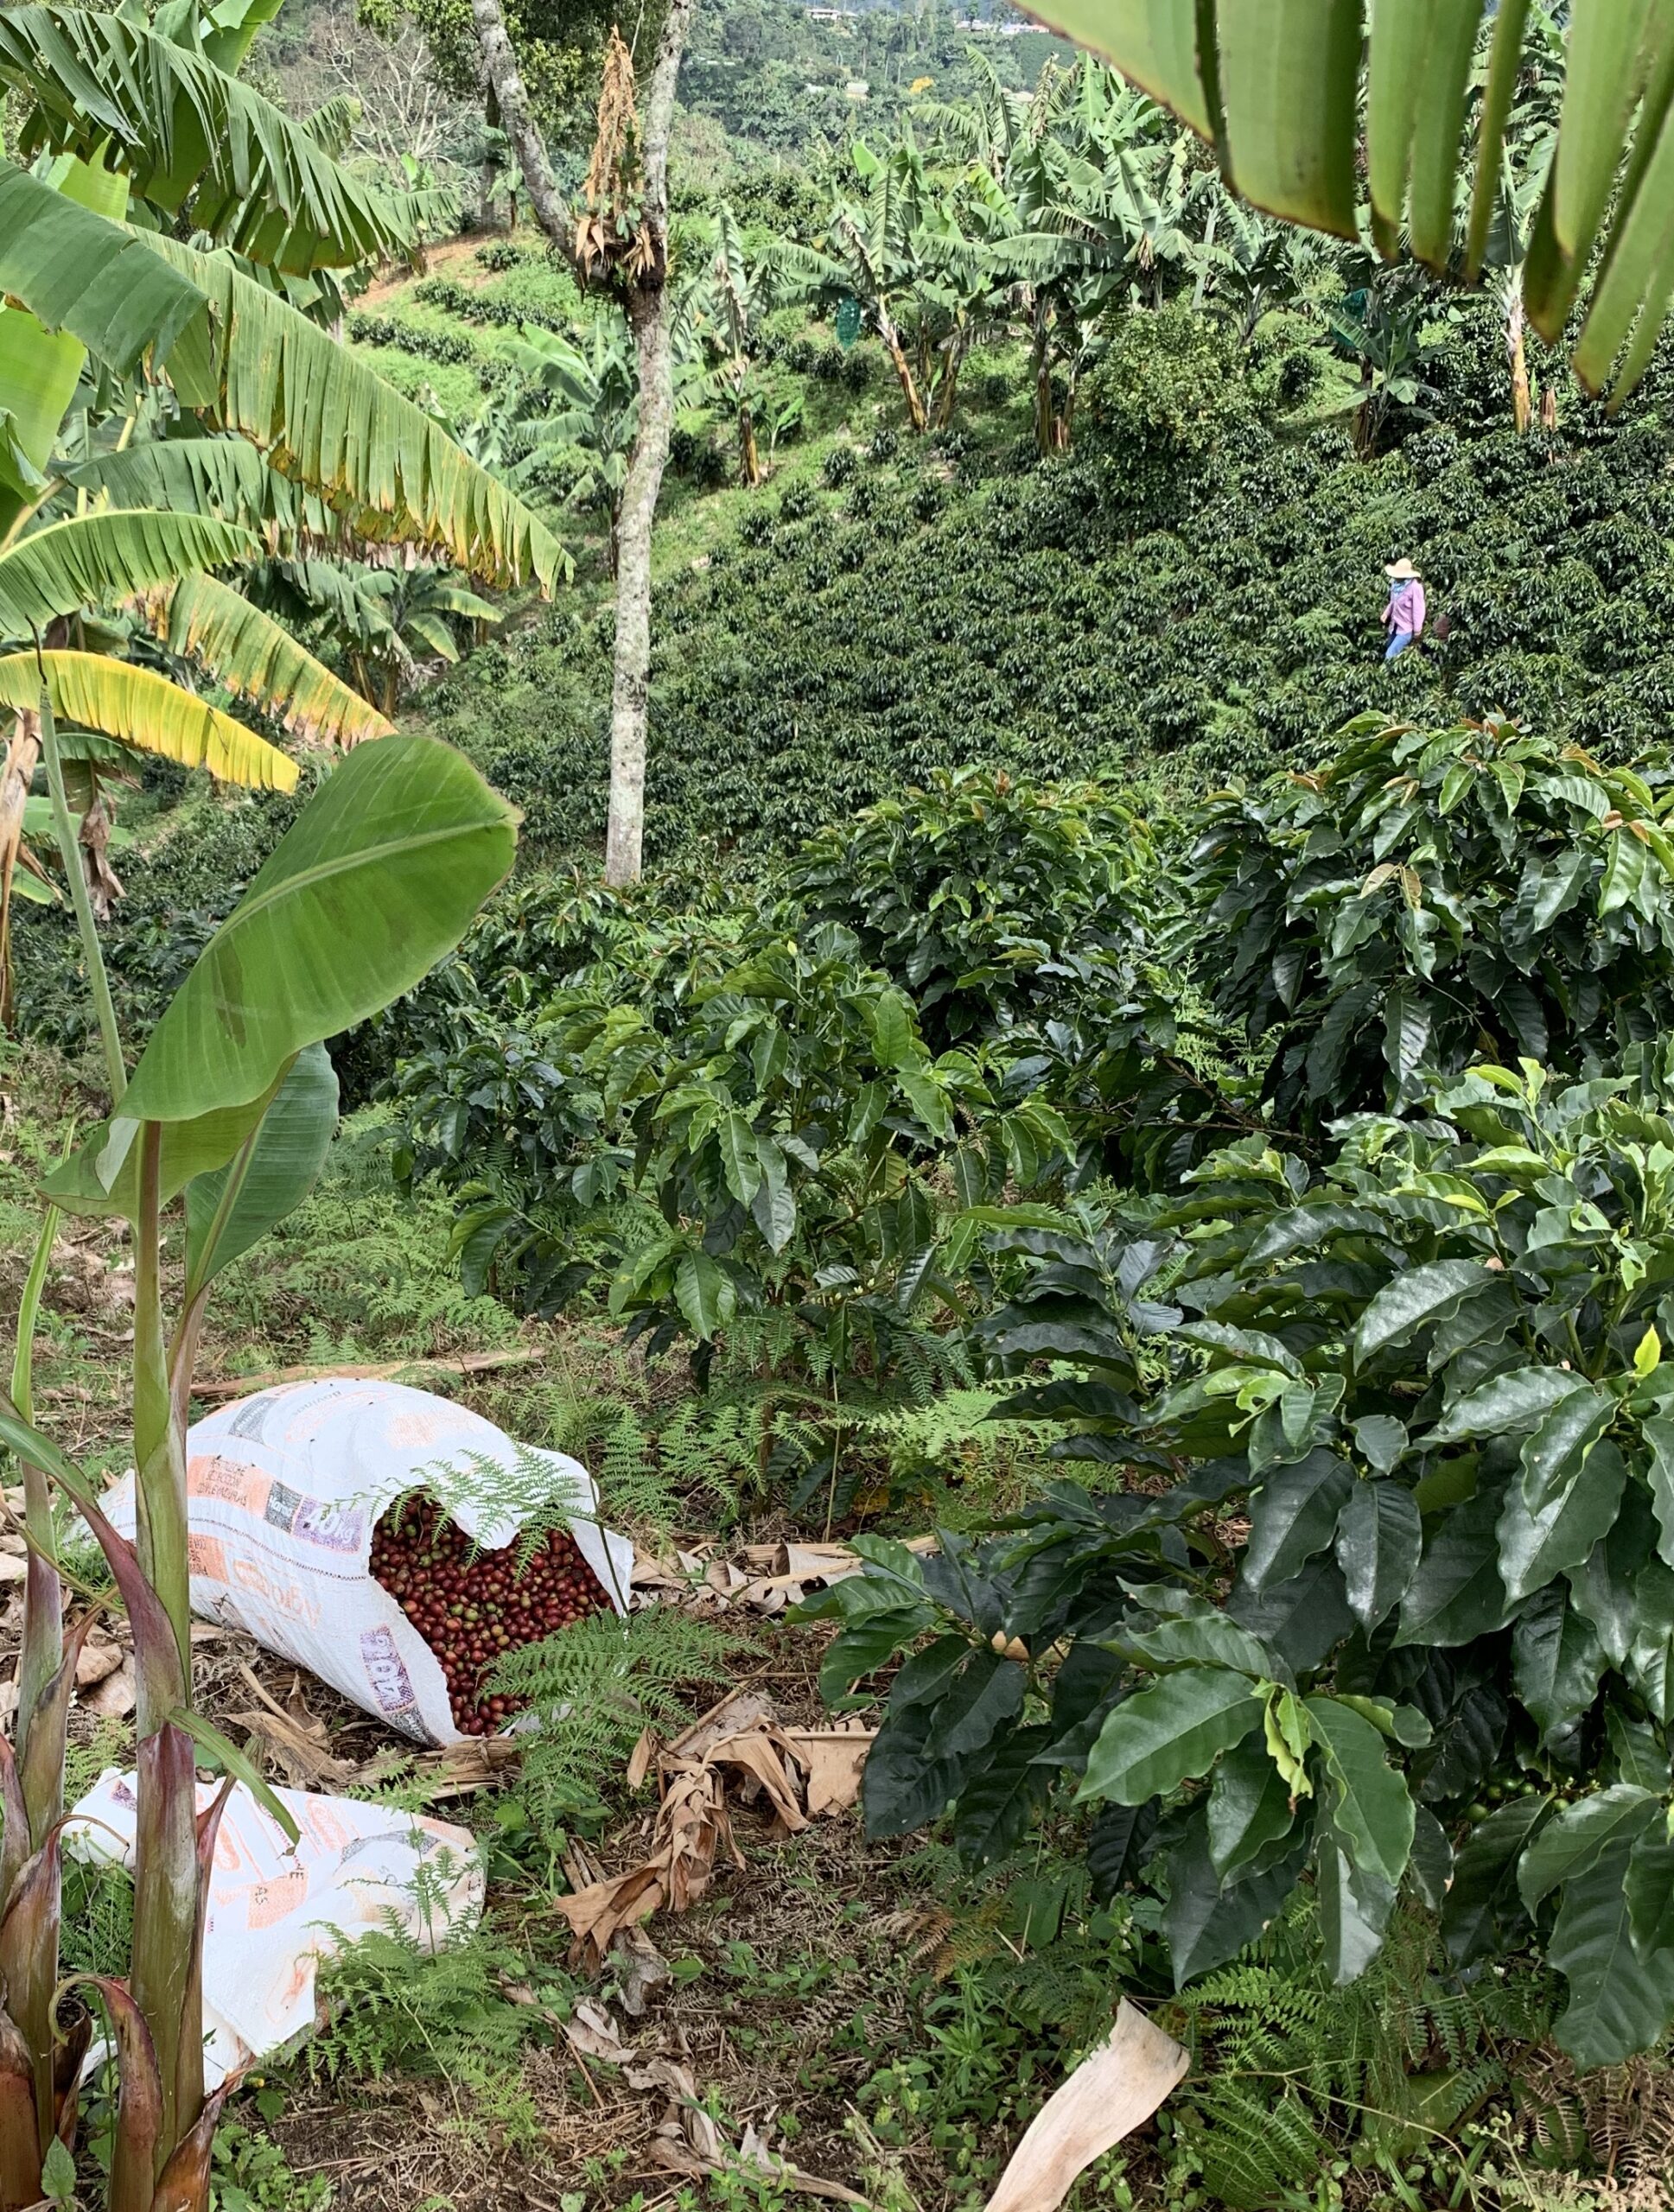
(14, 0, 1674, 2208)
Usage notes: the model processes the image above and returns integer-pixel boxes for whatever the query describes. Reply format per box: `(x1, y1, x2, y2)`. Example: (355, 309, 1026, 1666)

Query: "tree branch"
(468, 0, 575, 260)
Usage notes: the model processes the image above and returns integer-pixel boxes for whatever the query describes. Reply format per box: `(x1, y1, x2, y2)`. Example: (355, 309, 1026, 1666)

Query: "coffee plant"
(1192, 713, 1674, 1133)
(396, 921, 1077, 1374)
(812, 1058, 1674, 2064)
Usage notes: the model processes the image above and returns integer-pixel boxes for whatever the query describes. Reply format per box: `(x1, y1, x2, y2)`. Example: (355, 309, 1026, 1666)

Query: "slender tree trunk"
(1032, 294, 1053, 457)
(872, 299, 926, 432)
(1507, 274, 1532, 434)
(470, 0, 692, 887)
(739, 399, 761, 487)
(469, 0, 575, 251)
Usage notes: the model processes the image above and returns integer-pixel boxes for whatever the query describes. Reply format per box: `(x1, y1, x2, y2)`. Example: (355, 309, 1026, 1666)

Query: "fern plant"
(489, 1607, 739, 1833)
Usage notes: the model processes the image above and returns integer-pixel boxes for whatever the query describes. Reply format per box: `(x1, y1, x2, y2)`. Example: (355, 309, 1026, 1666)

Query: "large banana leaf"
(43, 1068, 288, 1220)
(0, 159, 208, 385)
(0, 5, 414, 274)
(118, 732, 516, 1126)
(0, 162, 567, 592)
(144, 236, 570, 589)
(61, 437, 306, 534)
(0, 512, 255, 637)
(183, 1042, 337, 1298)
(0, 651, 297, 787)
(1028, 2, 1674, 397)
(139, 574, 393, 747)
(0, 154, 130, 544)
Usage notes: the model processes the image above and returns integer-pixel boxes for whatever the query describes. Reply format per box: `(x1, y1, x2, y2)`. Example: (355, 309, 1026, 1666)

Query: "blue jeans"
(1386, 629, 1416, 659)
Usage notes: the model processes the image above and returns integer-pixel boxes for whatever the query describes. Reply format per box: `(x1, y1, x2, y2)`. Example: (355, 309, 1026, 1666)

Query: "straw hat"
(1384, 557, 1422, 580)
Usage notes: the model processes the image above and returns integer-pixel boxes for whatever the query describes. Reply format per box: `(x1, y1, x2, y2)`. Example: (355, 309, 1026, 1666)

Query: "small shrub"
(823, 443, 858, 488)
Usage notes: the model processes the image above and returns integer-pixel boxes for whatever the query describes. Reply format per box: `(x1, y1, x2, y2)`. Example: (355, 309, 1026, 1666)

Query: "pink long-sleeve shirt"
(1388, 579, 1426, 633)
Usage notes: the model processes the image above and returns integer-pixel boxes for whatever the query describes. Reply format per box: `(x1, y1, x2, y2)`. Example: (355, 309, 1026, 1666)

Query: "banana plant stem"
(35, 685, 124, 1105)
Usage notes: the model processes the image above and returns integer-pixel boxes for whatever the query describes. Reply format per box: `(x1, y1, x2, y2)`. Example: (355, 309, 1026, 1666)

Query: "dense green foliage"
(417, 299, 1674, 861)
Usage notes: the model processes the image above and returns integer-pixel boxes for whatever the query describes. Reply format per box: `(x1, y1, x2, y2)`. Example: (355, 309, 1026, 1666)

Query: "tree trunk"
(605, 275, 672, 885)
(739, 400, 761, 487)
(1032, 294, 1053, 457)
(1507, 276, 1532, 434)
(471, 0, 692, 889)
(468, 0, 574, 252)
(0, 711, 41, 1028)
(874, 301, 926, 433)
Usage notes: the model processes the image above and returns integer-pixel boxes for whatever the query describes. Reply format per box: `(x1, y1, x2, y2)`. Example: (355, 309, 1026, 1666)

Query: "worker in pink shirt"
(1384, 557, 1426, 658)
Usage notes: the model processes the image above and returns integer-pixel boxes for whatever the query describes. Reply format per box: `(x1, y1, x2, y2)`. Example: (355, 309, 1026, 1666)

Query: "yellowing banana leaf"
(0, 652, 297, 789)
(138, 575, 392, 747)
(0, 512, 255, 637)
(1025, 2, 1674, 398)
(119, 733, 516, 1126)
(0, 5, 415, 274)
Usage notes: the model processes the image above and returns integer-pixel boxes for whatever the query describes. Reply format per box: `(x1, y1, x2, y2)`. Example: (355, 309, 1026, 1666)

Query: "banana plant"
(0, 728, 516, 2210)
(1028, 3, 1674, 404)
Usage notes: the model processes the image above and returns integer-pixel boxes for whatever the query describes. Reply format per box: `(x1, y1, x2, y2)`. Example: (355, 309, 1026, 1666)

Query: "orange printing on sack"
(188, 1533, 229, 1580)
(188, 1453, 272, 1513)
(228, 1554, 324, 1625)
(245, 1869, 310, 1929)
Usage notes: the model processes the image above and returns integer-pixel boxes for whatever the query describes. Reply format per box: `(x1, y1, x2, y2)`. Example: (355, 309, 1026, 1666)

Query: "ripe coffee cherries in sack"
(100, 1378, 634, 1745)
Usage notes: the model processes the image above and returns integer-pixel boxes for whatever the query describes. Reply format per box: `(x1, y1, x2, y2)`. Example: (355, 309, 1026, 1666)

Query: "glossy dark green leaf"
(921, 1648, 1026, 1762)
(1354, 1260, 1493, 1368)
(1626, 1830, 1674, 1959)
(1307, 1695, 1415, 1891)
(1518, 1785, 1661, 1912)
(1078, 1667, 1263, 1808)
(1164, 1820, 1309, 1991)
(1607, 1707, 1672, 1792)
(1114, 1608, 1276, 1681)
(1442, 1796, 1551, 1967)
(1512, 1583, 1606, 1745)
(1428, 1367, 1594, 1446)
(1086, 1796, 1158, 1902)
(1206, 1735, 1295, 1882)
(1626, 1560, 1674, 1723)
(1417, 1680, 1509, 1807)
(1316, 1827, 1398, 1986)
(1351, 1414, 1407, 1476)
(1570, 1484, 1658, 1665)
(1244, 1450, 1353, 1594)
(1408, 1804, 1452, 1911)
(1335, 1480, 1423, 1631)
(952, 1724, 1053, 1867)
(1497, 1440, 1627, 1605)
(862, 1698, 966, 1840)
(1518, 1386, 1614, 1513)
(1395, 1487, 1512, 1648)
(1550, 1842, 1674, 2069)
(1227, 1554, 1358, 1674)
